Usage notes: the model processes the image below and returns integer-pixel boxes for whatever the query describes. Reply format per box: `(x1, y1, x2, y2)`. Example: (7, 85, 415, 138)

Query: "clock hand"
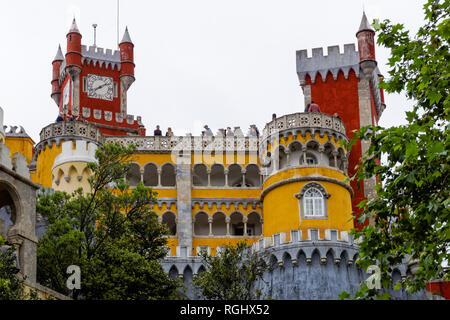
(94, 83, 107, 91)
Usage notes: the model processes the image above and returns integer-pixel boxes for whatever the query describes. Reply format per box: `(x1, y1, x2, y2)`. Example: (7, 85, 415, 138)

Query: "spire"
(68, 17, 80, 34)
(53, 44, 64, 62)
(120, 26, 133, 45)
(357, 11, 374, 34)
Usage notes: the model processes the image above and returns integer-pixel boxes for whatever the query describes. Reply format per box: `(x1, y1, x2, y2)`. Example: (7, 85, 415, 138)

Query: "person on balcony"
(154, 125, 162, 136)
(308, 101, 321, 113)
(226, 127, 234, 137)
(204, 125, 213, 136)
(165, 127, 173, 136)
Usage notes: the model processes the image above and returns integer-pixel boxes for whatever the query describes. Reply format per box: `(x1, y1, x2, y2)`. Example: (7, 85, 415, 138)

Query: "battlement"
(52, 140, 98, 170)
(81, 45, 121, 70)
(0, 144, 31, 179)
(296, 44, 360, 84)
(3, 125, 31, 139)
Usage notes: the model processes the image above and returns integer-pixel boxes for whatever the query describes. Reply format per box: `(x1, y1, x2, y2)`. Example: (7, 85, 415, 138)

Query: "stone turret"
(51, 140, 98, 194)
(119, 27, 135, 116)
(356, 12, 377, 78)
(51, 45, 64, 106)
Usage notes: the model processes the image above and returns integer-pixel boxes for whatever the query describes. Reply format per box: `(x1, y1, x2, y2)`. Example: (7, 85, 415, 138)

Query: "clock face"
(87, 74, 114, 101)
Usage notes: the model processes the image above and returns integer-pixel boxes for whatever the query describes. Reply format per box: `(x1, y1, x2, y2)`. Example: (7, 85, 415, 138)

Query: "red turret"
(65, 18, 82, 68)
(119, 27, 135, 79)
(356, 12, 377, 77)
(51, 44, 64, 106)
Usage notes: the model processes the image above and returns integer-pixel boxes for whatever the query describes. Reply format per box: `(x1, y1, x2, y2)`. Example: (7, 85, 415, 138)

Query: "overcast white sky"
(0, 0, 426, 142)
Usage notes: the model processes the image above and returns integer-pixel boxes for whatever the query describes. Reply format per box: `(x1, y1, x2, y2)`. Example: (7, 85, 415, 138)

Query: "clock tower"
(52, 18, 145, 136)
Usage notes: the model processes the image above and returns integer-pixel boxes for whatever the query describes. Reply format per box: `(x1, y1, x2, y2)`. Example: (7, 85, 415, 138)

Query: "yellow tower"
(259, 112, 354, 242)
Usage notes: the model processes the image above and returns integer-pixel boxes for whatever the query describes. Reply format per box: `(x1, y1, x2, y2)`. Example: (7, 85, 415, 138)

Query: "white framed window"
(295, 182, 330, 220)
(303, 187, 324, 217)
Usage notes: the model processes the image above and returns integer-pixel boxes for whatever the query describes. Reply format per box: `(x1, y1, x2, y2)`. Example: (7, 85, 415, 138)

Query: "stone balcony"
(35, 121, 104, 156)
(262, 112, 347, 141)
(104, 135, 259, 154)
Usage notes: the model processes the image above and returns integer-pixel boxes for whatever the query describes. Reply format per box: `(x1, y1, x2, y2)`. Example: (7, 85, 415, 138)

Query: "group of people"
(153, 125, 174, 136)
(202, 124, 260, 138)
(57, 101, 340, 138)
(55, 113, 83, 123)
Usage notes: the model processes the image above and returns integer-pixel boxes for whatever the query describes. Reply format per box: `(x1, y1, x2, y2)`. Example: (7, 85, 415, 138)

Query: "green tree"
(36, 142, 180, 299)
(342, 0, 449, 299)
(0, 235, 25, 300)
(192, 242, 269, 300)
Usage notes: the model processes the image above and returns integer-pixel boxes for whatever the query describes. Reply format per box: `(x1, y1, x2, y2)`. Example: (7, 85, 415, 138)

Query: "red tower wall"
(305, 70, 366, 225)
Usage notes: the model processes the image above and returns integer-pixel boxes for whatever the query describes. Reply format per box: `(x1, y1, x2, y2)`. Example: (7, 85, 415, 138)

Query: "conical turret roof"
(357, 11, 374, 34)
(68, 17, 80, 34)
(120, 26, 133, 45)
(53, 44, 64, 62)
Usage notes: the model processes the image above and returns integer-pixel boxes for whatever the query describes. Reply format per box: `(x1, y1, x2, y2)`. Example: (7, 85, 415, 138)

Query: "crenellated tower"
(296, 12, 386, 228)
(51, 140, 97, 194)
(51, 19, 145, 137)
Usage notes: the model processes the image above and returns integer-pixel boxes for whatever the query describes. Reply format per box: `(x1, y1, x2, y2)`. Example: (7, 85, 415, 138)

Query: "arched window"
(247, 212, 262, 236)
(228, 164, 243, 187)
(161, 163, 176, 187)
(245, 164, 261, 187)
(126, 163, 141, 186)
(143, 163, 158, 186)
(162, 212, 177, 235)
(193, 164, 208, 186)
(295, 182, 330, 220)
(194, 212, 209, 236)
(210, 164, 225, 186)
(304, 187, 324, 217)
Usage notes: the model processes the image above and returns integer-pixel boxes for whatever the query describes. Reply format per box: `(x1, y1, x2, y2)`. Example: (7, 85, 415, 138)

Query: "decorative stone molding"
(104, 111, 113, 122)
(93, 109, 102, 120)
(261, 175, 353, 201)
(82, 107, 91, 118)
(192, 198, 261, 211)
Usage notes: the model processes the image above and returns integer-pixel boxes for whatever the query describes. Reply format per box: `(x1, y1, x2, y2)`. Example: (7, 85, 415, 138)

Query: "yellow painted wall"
(4, 136, 34, 164)
(34, 143, 63, 187)
(262, 167, 353, 239)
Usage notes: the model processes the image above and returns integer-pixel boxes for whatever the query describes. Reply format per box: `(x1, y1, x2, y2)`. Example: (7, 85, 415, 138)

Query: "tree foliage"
(192, 242, 269, 300)
(0, 235, 25, 300)
(344, 0, 449, 299)
(36, 142, 180, 299)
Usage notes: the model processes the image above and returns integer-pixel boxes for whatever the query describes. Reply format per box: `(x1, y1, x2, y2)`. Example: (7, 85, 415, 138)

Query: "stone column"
(318, 145, 325, 166)
(225, 216, 230, 236)
(176, 154, 192, 248)
(206, 167, 211, 187)
(243, 215, 248, 236)
(157, 168, 162, 187)
(285, 149, 291, 167)
(332, 151, 338, 168)
(358, 76, 377, 198)
(224, 168, 229, 187)
(208, 216, 213, 236)
(241, 168, 246, 187)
